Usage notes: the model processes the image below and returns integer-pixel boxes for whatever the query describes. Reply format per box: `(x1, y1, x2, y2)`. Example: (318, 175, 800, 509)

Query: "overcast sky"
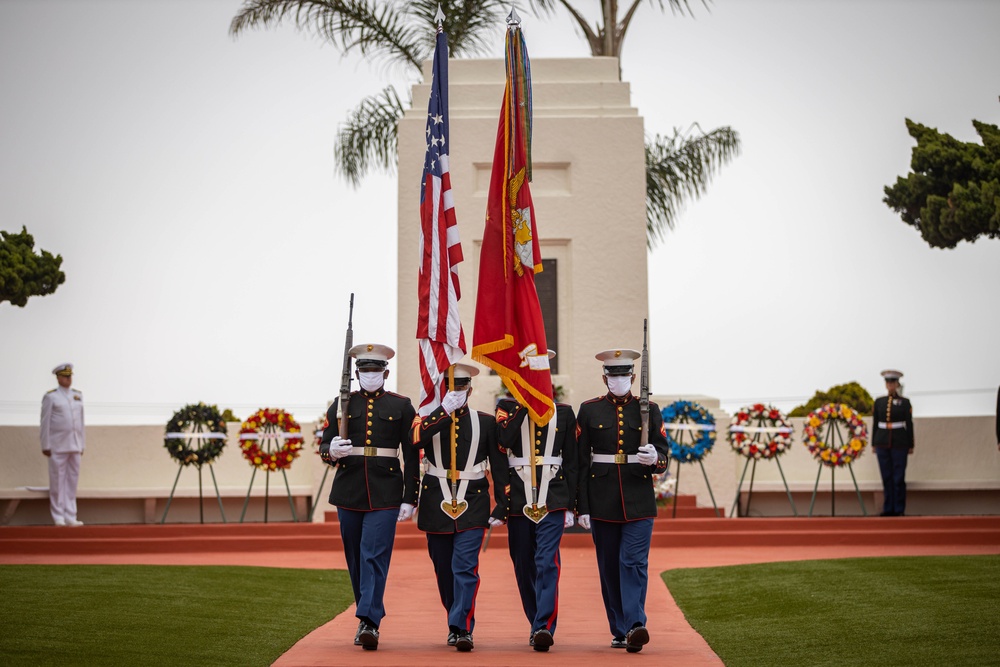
(1, 0, 998, 425)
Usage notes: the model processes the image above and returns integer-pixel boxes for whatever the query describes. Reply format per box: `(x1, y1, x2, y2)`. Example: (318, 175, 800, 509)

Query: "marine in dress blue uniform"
(871, 369, 914, 517)
(319, 344, 419, 651)
(408, 363, 508, 652)
(575, 349, 669, 653)
(495, 352, 578, 651)
(40, 363, 86, 527)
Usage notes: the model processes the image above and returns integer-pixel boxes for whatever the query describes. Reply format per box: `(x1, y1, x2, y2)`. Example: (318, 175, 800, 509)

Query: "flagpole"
(448, 364, 459, 507)
(529, 419, 539, 509)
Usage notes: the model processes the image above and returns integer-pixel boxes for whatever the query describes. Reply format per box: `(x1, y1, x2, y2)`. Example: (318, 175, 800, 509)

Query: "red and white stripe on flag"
(416, 29, 466, 417)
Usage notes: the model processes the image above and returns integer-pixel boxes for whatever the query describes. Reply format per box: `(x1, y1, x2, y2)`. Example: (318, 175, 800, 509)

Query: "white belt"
(877, 421, 907, 430)
(349, 446, 398, 457)
(592, 453, 640, 464)
(426, 462, 487, 481)
(508, 455, 562, 467)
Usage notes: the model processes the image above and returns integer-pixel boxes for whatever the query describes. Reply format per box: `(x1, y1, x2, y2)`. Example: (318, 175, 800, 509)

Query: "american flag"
(417, 28, 466, 417)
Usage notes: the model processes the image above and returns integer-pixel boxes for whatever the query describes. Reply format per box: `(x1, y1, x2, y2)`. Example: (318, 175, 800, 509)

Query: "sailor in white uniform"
(40, 363, 86, 526)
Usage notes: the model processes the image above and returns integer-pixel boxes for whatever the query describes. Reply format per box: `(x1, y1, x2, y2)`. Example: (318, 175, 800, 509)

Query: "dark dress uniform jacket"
(872, 395, 914, 450)
(321, 389, 419, 511)
(409, 405, 508, 533)
(495, 399, 578, 519)
(576, 393, 670, 522)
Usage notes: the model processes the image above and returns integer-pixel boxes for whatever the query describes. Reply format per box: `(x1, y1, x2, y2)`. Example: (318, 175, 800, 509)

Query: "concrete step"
(3, 515, 998, 555)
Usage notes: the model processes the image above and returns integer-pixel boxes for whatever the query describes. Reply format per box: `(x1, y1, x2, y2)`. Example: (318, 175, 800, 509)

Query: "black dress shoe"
(358, 622, 379, 651)
(625, 625, 649, 653)
(447, 631, 458, 647)
(354, 620, 364, 646)
(455, 631, 474, 652)
(531, 628, 553, 652)
(610, 636, 627, 649)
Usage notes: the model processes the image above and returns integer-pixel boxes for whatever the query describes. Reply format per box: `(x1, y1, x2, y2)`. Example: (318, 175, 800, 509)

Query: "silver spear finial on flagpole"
(435, 4, 445, 26)
(506, 6, 521, 27)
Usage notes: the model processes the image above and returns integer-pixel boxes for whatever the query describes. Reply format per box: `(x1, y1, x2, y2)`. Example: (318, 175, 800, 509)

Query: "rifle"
(338, 294, 355, 440)
(639, 318, 649, 447)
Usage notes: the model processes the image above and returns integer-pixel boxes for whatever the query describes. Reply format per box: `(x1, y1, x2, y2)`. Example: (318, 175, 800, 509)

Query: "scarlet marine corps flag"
(472, 18, 554, 427)
(417, 22, 466, 416)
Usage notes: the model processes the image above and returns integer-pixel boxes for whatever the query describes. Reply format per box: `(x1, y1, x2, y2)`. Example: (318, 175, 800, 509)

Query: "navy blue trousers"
(876, 447, 909, 515)
(507, 511, 565, 635)
(591, 518, 654, 638)
(426, 528, 485, 633)
(338, 507, 398, 626)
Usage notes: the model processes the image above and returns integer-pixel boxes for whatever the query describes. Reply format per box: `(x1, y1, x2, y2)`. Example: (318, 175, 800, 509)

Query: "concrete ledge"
(1, 485, 315, 526)
(737, 480, 1000, 493)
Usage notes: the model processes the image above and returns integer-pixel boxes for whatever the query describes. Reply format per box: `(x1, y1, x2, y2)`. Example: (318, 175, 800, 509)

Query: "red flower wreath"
(238, 408, 303, 471)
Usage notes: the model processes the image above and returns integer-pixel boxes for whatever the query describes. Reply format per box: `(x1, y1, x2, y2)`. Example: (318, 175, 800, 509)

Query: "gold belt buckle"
(364, 446, 378, 457)
(614, 452, 627, 464)
(447, 470, 460, 481)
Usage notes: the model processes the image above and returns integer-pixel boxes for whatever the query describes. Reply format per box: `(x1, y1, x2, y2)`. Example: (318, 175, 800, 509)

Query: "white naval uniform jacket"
(40, 387, 86, 453)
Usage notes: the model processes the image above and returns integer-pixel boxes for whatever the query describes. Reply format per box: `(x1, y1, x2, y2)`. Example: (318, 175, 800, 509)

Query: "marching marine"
(319, 344, 419, 651)
(575, 349, 670, 653)
(495, 350, 578, 651)
(409, 363, 508, 652)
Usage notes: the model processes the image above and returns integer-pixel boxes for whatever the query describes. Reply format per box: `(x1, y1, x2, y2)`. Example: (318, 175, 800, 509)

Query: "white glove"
(329, 436, 353, 460)
(637, 443, 657, 466)
(564, 512, 575, 529)
(578, 514, 591, 530)
(441, 390, 466, 414)
(397, 503, 415, 522)
(488, 517, 504, 527)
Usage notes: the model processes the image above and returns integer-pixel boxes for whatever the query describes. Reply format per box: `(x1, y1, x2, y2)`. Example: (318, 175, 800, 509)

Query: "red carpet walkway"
(2, 517, 999, 666)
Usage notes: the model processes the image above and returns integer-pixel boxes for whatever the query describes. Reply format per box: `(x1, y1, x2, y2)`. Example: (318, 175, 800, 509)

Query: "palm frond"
(230, 0, 426, 72)
(334, 85, 406, 186)
(645, 124, 741, 247)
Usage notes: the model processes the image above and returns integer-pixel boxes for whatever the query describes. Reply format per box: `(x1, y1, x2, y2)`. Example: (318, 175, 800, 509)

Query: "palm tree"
(230, 1, 510, 187)
(230, 0, 740, 246)
(531, 0, 740, 246)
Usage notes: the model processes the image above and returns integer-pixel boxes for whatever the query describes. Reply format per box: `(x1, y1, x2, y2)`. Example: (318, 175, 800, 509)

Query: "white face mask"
(606, 375, 633, 397)
(359, 371, 385, 393)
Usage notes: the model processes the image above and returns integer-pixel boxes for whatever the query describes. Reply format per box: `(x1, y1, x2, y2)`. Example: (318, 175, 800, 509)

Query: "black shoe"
(611, 636, 627, 649)
(354, 620, 364, 646)
(625, 625, 649, 653)
(358, 622, 379, 651)
(447, 631, 458, 647)
(531, 628, 553, 652)
(455, 631, 474, 652)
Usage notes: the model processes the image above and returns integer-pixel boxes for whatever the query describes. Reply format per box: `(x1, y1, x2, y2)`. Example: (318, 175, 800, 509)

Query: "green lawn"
(0, 565, 354, 667)
(664, 555, 1000, 667)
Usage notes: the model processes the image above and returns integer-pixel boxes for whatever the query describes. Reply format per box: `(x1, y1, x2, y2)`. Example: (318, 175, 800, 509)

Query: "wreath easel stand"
(161, 404, 229, 524)
(665, 423, 720, 518)
(807, 419, 868, 517)
(308, 463, 332, 522)
(729, 418, 797, 518)
(239, 420, 300, 523)
(308, 421, 331, 522)
(161, 437, 228, 524)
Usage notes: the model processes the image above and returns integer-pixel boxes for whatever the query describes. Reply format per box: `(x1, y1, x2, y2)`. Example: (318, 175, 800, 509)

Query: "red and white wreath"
(727, 403, 794, 460)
